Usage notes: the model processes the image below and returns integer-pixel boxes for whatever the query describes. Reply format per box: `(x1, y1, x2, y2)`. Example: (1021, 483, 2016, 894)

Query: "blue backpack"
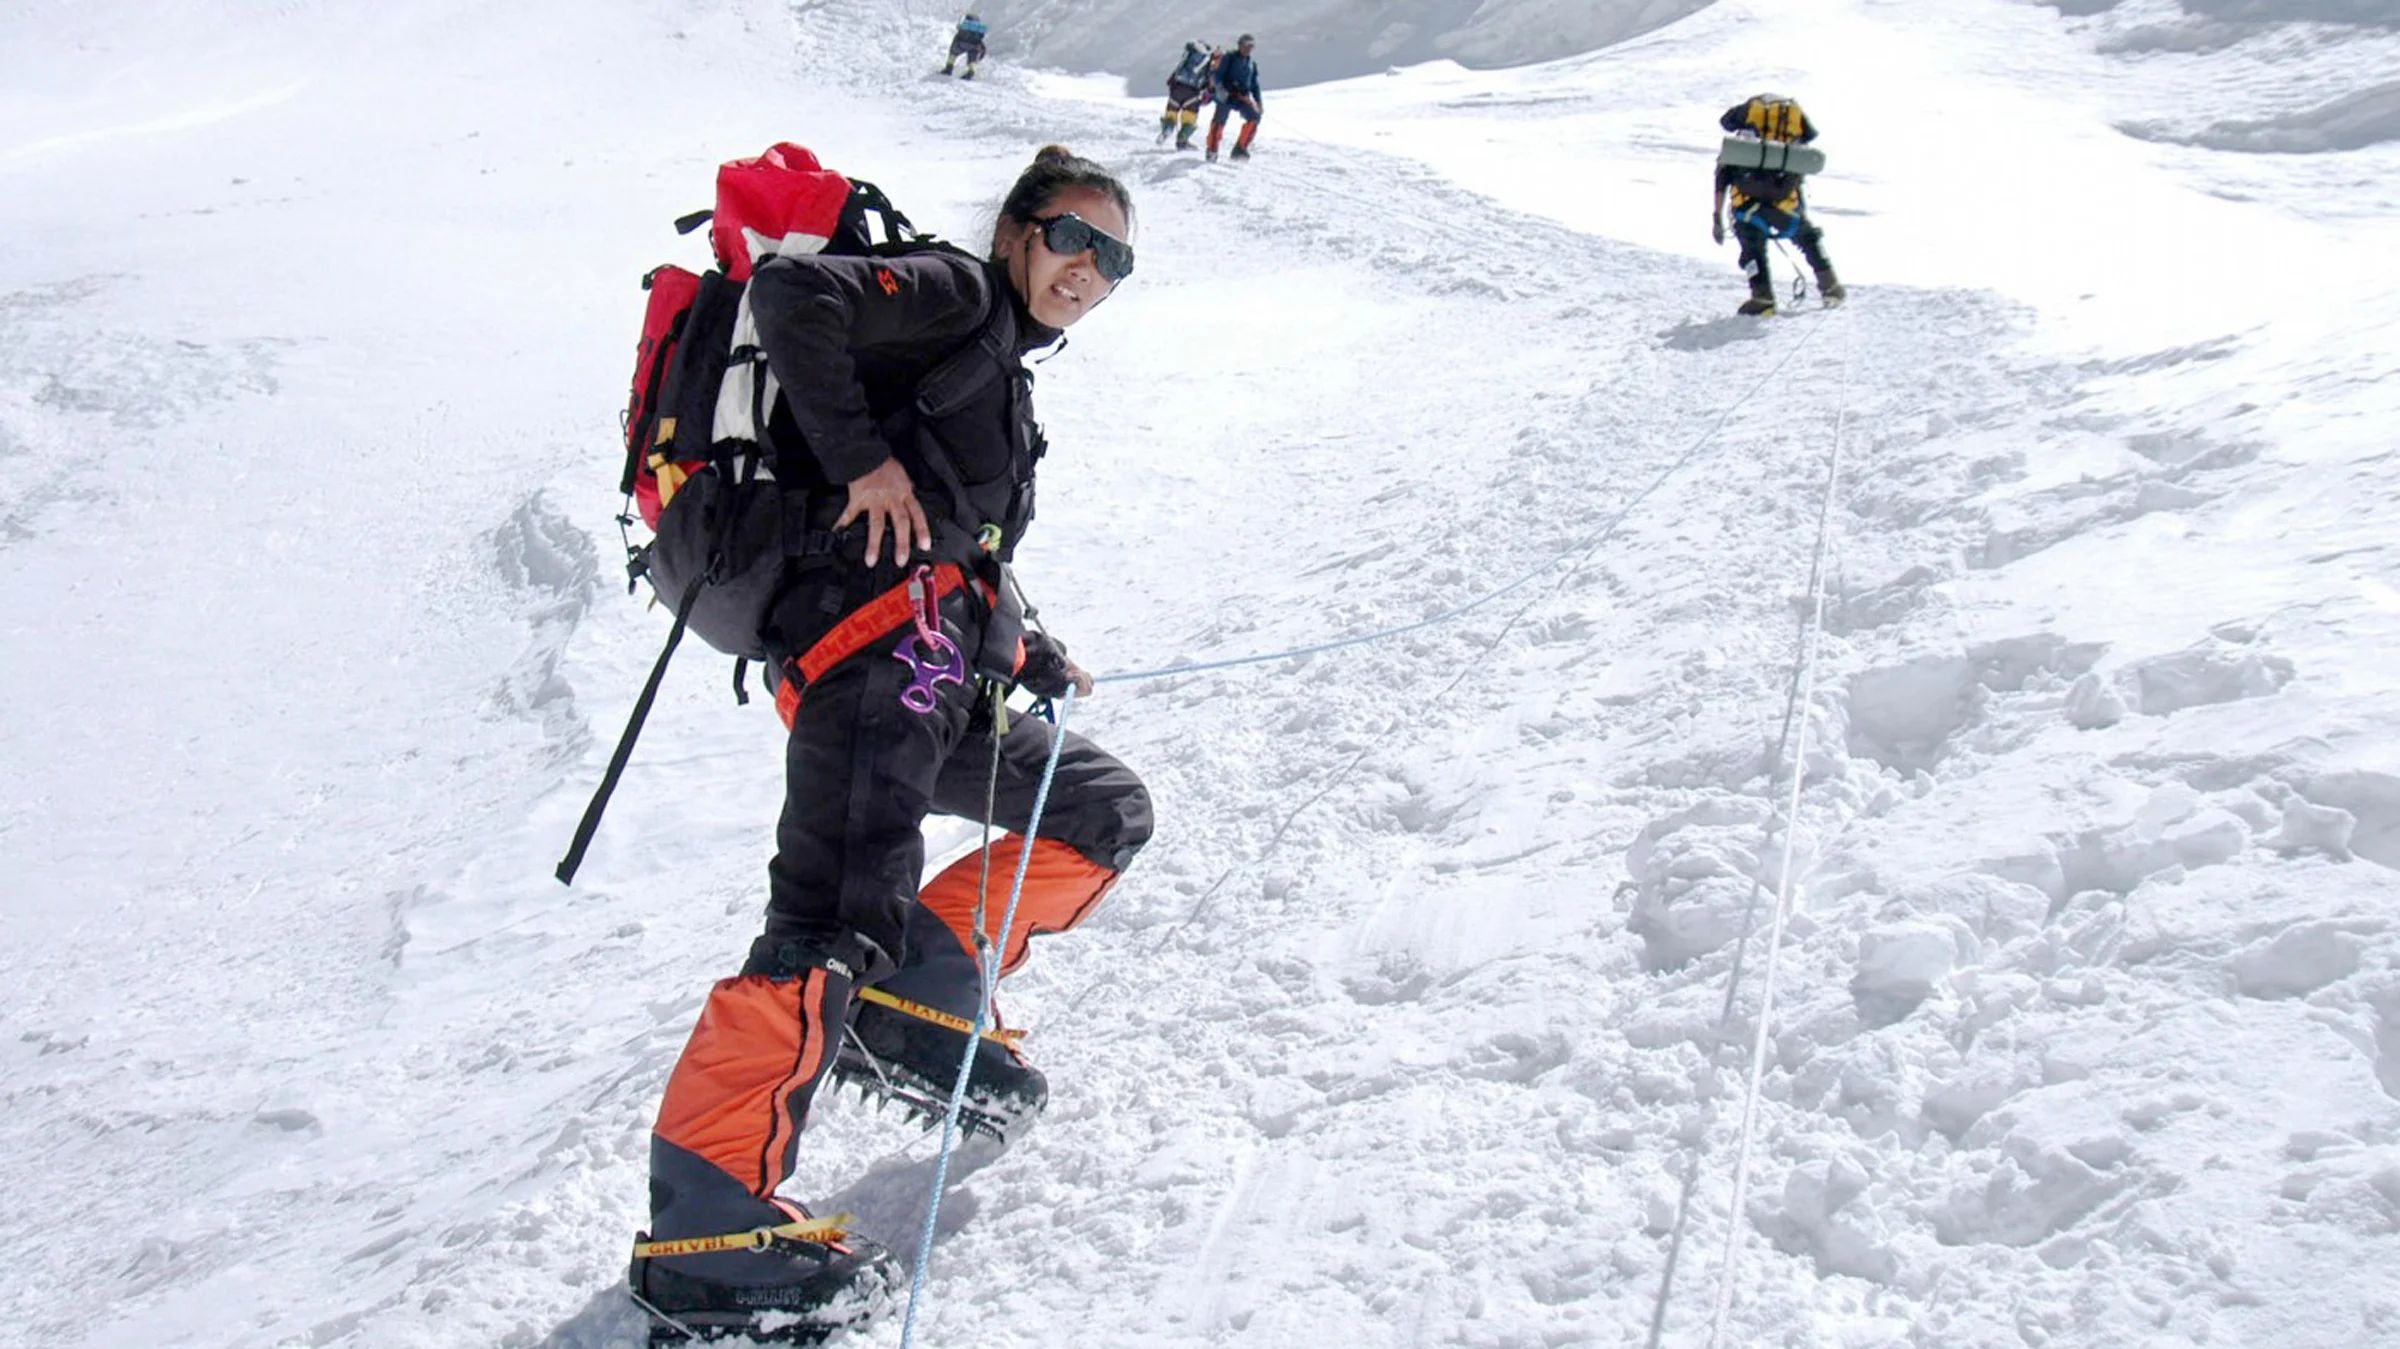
(1170, 44, 1212, 88)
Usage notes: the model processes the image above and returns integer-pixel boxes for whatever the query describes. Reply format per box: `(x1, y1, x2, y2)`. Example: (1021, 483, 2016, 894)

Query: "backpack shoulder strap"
(862, 241, 1010, 417)
(664, 270, 747, 465)
(914, 308, 1011, 418)
(880, 258, 1023, 547)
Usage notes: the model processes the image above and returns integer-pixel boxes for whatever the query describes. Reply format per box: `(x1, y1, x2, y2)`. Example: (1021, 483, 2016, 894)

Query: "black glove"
(1017, 631, 1076, 699)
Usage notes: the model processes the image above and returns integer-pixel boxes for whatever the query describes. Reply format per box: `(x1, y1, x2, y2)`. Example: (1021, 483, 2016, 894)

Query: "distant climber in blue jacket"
(942, 12, 988, 79)
(1207, 33, 1264, 162)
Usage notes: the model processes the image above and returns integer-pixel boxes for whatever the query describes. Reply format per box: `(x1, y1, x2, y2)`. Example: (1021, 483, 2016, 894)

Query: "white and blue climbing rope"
(898, 688, 1076, 1349)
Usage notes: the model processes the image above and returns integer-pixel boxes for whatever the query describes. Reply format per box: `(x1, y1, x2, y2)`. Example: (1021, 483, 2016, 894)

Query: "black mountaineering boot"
(630, 1222, 896, 1345)
(833, 994, 1049, 1145)
(634, 1152, 899, 1344)
(634, 962, 897, 1343)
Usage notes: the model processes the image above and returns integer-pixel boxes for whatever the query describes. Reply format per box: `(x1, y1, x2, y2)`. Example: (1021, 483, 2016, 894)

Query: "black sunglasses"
(1032, 212, 1135, 283)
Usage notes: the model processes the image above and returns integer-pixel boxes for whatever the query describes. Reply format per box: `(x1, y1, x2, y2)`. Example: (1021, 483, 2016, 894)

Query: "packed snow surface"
(4, 0, 2399, 1346)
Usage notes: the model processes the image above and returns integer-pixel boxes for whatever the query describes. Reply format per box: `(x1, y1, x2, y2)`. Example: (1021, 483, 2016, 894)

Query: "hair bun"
(1035, 144, 1076, 165)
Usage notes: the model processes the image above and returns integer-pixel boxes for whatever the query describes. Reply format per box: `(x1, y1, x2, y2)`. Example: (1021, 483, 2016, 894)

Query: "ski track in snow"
(4, 0, 2399, 1346)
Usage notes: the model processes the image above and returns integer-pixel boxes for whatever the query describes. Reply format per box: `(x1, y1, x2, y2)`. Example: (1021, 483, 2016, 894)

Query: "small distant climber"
(1158, 40, 1220, 150)
(942, 12, 989, 78)
(1207, 33, 1264, 162)
(1711, 92, 1845, 316)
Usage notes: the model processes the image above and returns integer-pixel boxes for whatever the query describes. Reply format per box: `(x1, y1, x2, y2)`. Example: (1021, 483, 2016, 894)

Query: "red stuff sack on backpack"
(618, 143, 889, 532)
(709, 142, 859, 282)
(622, 264, 702, 530)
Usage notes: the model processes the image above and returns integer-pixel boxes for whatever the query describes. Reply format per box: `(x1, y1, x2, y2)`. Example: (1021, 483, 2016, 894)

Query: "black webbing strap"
(899, 317, 1014, 545)
(847, 180, 915, 245)
(555, 568, 706, 885)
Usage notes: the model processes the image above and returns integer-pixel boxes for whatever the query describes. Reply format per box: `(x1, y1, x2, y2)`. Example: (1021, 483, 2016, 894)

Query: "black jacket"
(747, 250, 1059, 562)
(1215, 52, 1262, 104)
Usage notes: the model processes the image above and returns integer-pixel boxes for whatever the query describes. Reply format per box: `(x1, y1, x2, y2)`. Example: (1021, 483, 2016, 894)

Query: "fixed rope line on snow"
(1137, 311, 1838, 954)
(1644, 304, 1855, 1347)
(1773, 236, 1817, 310)
(1704, 298, 1858, 1031)
(899, 688, 1076, 1349)
(1099, 317, 1833, 691)
(1630, 305, 1853, 1347)
(1641, 628, 1822, 1345)
(1704, 309, 1856, 1346)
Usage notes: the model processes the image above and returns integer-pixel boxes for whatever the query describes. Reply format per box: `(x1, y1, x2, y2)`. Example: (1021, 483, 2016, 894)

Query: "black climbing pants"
(1733, 201, 1836, 299)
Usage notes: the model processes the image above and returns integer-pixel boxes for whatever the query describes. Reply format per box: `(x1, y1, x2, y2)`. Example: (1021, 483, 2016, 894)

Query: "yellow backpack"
(1719, 95, 1820, 204)
(1738, 95, 1810, 144)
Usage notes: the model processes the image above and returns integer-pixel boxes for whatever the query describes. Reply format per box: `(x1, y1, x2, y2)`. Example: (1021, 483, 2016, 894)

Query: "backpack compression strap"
(1749, 97, 1805, 143)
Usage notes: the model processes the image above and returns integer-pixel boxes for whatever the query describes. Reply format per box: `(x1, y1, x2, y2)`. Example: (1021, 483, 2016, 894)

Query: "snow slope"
(995, 0, 1714, 88)
(4, 0, 2398, 1346)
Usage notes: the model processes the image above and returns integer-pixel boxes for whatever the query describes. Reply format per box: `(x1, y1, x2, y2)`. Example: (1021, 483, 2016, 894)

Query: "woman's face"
(1005, 184, 1131, 330)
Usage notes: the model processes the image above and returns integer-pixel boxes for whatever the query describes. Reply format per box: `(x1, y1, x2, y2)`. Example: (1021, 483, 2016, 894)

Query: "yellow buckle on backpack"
(648, 450, 692, 512)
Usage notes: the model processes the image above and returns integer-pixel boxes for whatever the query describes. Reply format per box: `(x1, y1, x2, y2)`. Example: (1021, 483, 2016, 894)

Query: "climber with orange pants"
(1207, 33, 1264, 162)
(631, 145, 1151, 1343)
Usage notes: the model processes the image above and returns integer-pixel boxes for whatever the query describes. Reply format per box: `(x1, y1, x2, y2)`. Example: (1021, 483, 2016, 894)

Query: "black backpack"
(1170, 44, 1212, 87)
(558, 144, 981, 884)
